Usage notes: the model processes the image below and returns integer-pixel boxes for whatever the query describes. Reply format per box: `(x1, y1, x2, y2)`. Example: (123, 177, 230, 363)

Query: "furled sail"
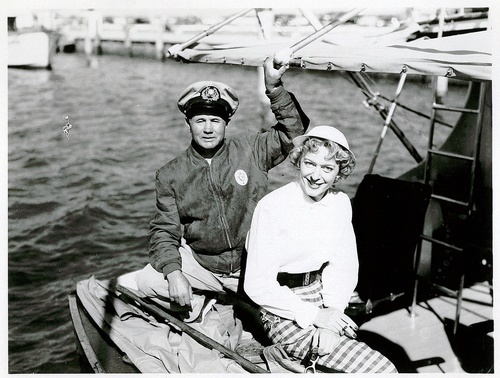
(171, 30, 491, 81)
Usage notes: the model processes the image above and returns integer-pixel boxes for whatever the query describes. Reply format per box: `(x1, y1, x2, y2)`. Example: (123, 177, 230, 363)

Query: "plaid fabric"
(260, 279, 397, 373)
(261, 279, 322, 360)
(318, 337, 397, 373)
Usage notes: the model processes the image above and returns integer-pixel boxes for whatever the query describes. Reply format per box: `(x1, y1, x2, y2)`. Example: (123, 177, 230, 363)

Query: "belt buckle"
(303, 272, 310, 286)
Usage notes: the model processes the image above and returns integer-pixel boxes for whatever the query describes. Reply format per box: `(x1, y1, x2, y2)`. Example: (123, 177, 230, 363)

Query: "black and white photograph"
(5, 0, 495, 374)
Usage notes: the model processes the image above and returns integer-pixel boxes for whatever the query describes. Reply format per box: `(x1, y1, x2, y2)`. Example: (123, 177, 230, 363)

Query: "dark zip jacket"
(149, 86, 309, 277)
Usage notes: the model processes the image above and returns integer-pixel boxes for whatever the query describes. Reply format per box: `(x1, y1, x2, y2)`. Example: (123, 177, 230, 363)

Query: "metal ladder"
(410, 79, 487, 334)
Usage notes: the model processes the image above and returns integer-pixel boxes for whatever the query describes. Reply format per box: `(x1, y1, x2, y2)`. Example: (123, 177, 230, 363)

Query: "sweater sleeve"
(321, 197, 359, 311)
(148, 171, 183, 278)
(254, 86, 309, 171)
(244, 201, 320, 329)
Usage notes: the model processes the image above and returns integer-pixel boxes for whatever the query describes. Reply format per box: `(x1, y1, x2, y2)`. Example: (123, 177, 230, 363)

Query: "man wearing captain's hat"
(135, 55, 309, 318)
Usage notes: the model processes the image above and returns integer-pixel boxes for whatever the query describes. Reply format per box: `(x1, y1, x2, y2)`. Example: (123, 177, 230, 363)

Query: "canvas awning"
(172, 30, 491, 81)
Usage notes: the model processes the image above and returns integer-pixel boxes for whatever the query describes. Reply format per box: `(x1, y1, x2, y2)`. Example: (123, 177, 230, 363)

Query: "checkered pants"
(260, 280, 397, 373)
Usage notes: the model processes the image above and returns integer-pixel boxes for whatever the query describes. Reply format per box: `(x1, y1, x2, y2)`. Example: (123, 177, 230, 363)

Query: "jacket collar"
(188, 139, 227, 162)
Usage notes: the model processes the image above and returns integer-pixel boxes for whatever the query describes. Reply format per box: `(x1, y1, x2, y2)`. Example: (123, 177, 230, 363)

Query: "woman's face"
(299, 145, 340, 201)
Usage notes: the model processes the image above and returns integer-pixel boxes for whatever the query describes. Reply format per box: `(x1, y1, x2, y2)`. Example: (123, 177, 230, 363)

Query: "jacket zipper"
(208, 163, 234, 273)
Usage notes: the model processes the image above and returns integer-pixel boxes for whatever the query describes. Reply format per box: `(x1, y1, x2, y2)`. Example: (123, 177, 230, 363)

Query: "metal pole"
(435, 8, 448, 104)
(255, 8, 276, 127)
(368, 71, 407, 173)
(167, 8, 254, 57)
(276, 8, 364, 60)
(298, 8, 323, 31)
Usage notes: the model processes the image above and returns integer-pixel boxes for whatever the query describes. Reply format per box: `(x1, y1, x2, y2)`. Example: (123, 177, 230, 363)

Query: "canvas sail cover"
(76, 275, 252, 373)
(172, 30, 491, 81)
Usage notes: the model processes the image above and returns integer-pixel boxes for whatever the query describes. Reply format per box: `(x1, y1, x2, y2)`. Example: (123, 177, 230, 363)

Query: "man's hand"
(166, 270, 193, 307)
(313, 307, 358, 337)
(263, 52, 291, 93)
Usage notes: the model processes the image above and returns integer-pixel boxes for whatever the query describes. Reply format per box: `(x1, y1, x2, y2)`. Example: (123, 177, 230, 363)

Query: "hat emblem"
(201, 86, 220, 102)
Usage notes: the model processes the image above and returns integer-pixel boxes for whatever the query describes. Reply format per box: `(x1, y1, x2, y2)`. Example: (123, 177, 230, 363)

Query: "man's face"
(187, 114, 227, 153)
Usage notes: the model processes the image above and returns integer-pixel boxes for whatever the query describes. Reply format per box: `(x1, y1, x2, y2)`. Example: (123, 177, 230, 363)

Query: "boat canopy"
(173, 30, 491, 81)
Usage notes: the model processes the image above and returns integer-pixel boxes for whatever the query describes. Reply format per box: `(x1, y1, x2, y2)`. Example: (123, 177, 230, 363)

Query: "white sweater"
(244, 181, 359, 329)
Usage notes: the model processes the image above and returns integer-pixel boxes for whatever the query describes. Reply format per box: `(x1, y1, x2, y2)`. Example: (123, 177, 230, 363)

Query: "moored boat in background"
(8, 15, 57, 69)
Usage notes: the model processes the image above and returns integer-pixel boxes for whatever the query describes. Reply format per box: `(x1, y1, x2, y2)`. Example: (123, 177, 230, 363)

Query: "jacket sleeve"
(255, 86, 309, 170)
(148, 171, 183, 278)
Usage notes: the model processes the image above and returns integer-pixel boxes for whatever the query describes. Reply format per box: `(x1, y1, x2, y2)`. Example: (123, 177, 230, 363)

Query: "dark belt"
(277, 270, 320, 288)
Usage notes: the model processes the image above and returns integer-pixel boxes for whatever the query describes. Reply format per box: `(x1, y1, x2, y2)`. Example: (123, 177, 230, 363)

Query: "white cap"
(293, 125, 355, 160)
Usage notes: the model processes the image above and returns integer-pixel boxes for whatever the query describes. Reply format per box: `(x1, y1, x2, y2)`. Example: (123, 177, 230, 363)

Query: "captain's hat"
(177, 81, 239, 122)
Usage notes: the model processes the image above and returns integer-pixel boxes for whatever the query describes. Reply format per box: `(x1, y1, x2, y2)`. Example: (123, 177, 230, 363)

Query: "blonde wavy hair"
(289, 137, 356, 181)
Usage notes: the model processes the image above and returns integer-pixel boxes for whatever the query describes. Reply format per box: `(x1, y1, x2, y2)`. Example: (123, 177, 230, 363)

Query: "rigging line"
(351, 71, 386, 110)
(347, 71, 423, 163)
(359, 69, 378, 88)
(377, 94, 454, 128)
(341, 71, 377, 103)
(351, 71, 454, 129)
(343, 73, 454, 153)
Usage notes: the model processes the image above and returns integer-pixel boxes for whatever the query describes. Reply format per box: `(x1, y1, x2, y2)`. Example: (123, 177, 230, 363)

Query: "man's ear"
(184, 118, 191, 129)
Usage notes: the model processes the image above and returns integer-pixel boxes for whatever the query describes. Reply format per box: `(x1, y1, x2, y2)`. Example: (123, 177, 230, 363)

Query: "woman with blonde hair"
(244, 125, 396, 373)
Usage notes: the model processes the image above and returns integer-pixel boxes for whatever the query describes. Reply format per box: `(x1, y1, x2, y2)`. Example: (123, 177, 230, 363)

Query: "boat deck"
(70, 280, 493, 373)
(357, 282, 493, 373)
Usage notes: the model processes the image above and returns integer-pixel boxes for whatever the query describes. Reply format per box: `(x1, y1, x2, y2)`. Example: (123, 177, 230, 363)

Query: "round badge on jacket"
(234, 169, 248, 186)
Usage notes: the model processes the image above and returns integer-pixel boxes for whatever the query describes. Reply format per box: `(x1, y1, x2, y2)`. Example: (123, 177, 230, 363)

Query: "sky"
(3, 3, 413, 21)
(3, 0, 493, 16)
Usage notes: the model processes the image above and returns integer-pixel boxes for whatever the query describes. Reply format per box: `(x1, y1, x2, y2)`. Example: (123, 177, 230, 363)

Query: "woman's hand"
(313, 328, 341, 356)
(313, 307, 358, 337)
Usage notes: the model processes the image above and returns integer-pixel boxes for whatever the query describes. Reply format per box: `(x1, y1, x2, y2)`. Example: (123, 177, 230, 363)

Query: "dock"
(58, 11, 311, 60)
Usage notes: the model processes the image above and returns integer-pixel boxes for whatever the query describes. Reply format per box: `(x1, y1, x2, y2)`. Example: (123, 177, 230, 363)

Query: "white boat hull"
(8, 31, 53, 69)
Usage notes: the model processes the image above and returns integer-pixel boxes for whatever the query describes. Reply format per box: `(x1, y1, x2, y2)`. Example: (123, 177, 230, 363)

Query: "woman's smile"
(299, 146, 340, 201)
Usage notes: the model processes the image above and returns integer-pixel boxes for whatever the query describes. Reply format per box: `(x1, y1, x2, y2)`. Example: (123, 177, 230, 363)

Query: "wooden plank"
(68, 294, 106, 373)
(69, 293, 140, 374)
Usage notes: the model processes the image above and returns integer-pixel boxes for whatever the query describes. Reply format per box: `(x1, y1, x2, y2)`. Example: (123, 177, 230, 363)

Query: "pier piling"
(85, 10, 101, 67)
(155, 18, 166, 61)
(256, 9, 275, 127)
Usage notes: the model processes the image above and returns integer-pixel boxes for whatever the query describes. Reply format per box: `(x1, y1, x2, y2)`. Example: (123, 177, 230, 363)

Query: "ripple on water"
(9, 200, 62, 220)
